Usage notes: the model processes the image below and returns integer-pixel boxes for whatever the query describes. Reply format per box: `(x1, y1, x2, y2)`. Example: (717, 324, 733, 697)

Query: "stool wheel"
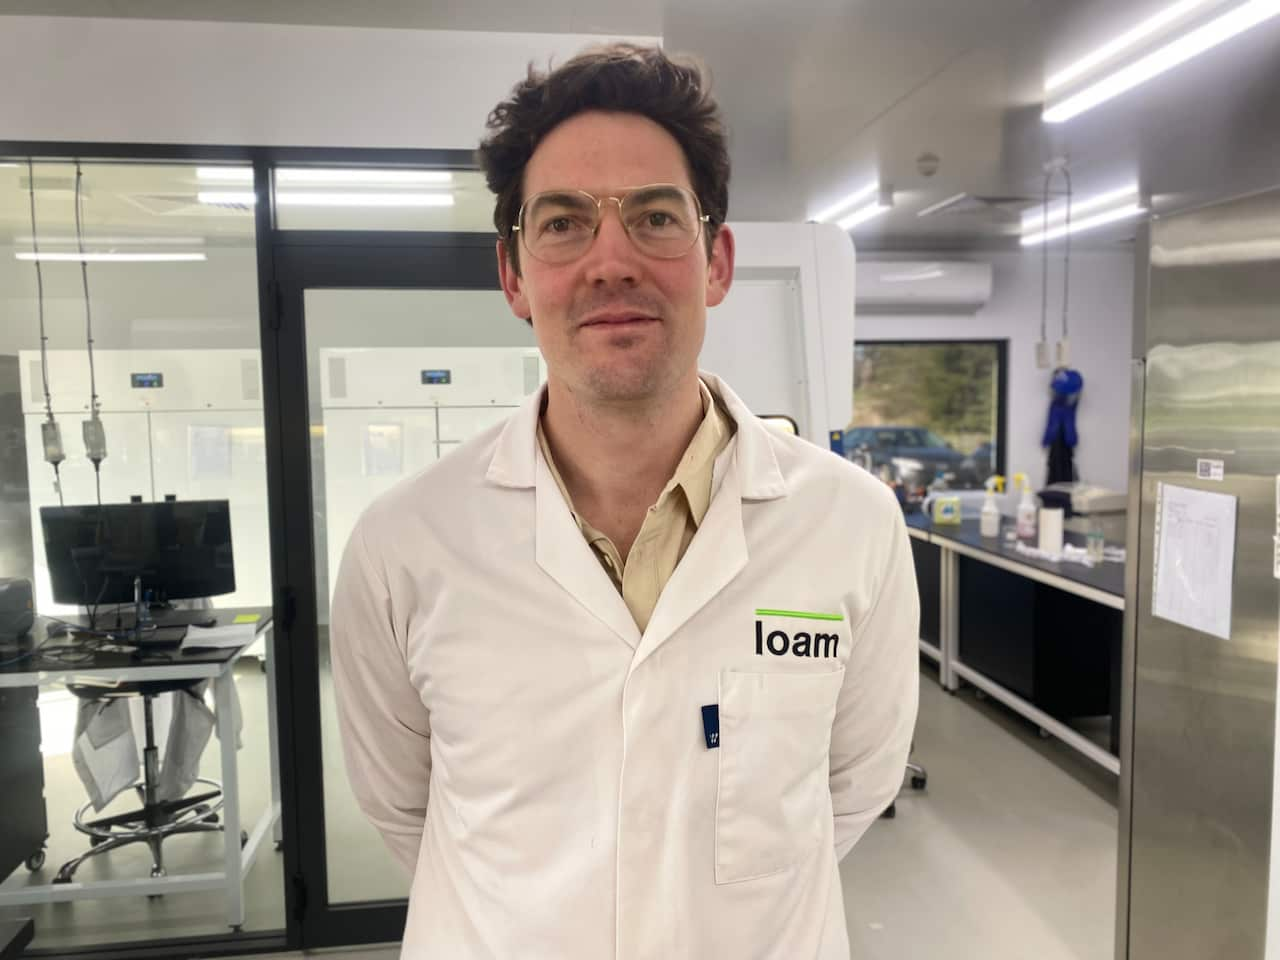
(25, 850, 45, 871)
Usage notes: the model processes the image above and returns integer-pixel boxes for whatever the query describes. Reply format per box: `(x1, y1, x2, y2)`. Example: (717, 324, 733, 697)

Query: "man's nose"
(584, 200, 639, 284)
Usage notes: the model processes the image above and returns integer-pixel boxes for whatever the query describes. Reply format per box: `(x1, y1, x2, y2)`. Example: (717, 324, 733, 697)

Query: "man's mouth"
(580, 312, 660, 328)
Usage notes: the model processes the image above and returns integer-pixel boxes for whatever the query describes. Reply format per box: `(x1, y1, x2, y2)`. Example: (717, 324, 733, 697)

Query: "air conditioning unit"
(855, 261, 993, 314)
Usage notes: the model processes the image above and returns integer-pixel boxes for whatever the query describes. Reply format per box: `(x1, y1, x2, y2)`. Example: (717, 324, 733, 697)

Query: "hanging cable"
(28, 158, 65, 505)
(74, 162, 100, 422)
(75, 161, 108, 478)
(1060, 167, 1072, 346)
(1038, 160, 1074, 368)
(1039, 173, 1050, 351)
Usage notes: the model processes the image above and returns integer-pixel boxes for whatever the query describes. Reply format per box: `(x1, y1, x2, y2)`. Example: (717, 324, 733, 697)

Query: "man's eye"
(541, 216, 587, 235)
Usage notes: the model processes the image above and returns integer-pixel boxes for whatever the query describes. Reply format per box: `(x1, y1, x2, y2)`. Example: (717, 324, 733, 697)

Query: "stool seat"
(67, 678, 205, 700)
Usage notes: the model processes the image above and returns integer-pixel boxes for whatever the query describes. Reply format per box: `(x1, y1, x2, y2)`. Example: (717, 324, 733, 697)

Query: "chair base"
(54, 777, 224, 884)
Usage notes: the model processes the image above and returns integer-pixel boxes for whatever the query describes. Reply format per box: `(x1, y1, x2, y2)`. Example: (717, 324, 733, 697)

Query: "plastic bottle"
(980, 475, 1004, 538)
(1014, 473, 1038, 540)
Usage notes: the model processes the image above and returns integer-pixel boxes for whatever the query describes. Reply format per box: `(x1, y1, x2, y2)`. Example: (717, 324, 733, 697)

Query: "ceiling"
(2, 0, 1278, 251)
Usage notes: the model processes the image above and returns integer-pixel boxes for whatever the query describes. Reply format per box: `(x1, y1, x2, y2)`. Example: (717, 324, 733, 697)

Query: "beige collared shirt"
(536, 378, 734, 632)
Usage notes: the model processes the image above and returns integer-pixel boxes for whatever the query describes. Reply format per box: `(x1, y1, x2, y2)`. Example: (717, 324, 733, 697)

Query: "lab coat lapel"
(488, 387, 641, 649)
(534, 447, 643, 651)
(634, 450, 747, 667)
(634, 375, 789, 666)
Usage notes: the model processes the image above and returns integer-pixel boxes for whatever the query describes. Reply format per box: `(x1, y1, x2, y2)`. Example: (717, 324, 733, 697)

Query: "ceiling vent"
(119, 192, 251, 216)
(917, 193, 1038, 222)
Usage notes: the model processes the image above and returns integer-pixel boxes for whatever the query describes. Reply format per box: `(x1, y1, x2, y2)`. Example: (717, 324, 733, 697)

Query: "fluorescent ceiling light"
(16, 252, 208, 263)
(277, 168, 453, 185)
(812, 182, 880, 223)
(196, 167, 455, 186)
(17, 235, 206, 246)
(198, 191, 257, 205)
(1046, 0, 1213, 91)
(274, 192, 455, 207)
(196, 167, 253, 182)
(916, 193, 969, 217)
(1020, 184, 1141, 231)
(1044, 0, 1280, 122)
(197, 190, 454, 207)
(837, 199, 893, 231)
(1020, 203, 1147, 246)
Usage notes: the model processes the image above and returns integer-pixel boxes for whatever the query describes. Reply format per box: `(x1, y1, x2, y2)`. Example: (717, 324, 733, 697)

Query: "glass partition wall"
(0, 150, 497, 956)
(0, 158, 281, 952)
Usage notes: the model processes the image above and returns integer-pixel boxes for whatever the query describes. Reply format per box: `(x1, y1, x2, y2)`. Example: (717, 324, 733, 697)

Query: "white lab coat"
(331, 373, 919, 960)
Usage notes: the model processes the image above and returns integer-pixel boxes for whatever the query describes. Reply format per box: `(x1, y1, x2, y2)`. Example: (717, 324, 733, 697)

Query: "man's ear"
(497, 239, 532, 321)
(705, 224, 735, 308)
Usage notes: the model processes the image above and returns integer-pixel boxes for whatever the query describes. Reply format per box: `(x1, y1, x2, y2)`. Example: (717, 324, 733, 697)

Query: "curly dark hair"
(476, 43, 730, 273)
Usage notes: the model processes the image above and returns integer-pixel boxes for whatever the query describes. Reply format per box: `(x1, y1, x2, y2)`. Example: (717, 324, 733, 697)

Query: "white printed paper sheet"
(1151, 482, 1238, 641)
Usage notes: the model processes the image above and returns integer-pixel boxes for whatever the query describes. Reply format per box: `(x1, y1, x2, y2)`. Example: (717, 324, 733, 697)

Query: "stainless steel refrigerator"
(1118, 186, 1280, 959)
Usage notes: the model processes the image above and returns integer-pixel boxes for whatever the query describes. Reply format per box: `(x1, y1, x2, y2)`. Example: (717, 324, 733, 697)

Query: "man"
(332, 43, 919, 959)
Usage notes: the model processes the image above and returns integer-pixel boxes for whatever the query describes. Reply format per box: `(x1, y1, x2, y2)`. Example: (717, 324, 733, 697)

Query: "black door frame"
(268, 234, 500, 948)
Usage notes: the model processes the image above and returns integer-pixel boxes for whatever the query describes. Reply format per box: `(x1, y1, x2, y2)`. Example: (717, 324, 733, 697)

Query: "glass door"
(271, 236, 538, 947)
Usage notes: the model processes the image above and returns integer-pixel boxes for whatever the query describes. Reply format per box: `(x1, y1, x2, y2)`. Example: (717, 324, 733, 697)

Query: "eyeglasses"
(511, 183, 711, 265)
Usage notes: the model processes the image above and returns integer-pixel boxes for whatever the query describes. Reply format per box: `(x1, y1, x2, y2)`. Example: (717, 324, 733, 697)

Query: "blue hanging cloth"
(1043, 368, 1083, 484)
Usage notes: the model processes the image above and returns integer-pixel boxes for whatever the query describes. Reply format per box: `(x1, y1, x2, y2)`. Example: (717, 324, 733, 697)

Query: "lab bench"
(905, 514, 1124, 775)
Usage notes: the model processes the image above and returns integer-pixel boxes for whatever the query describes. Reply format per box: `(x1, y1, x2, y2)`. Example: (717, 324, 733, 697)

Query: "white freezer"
(19, 349, 271, 615)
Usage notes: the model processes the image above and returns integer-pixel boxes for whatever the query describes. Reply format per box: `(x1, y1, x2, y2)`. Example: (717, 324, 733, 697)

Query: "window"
(850, 340, 1006, 498)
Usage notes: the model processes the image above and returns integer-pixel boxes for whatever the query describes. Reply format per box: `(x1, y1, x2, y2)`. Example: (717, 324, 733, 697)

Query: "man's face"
(497, 110, 734, 406)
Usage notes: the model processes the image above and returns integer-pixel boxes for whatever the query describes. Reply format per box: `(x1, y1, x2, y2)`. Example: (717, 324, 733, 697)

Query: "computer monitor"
(40, 500, 235, 606)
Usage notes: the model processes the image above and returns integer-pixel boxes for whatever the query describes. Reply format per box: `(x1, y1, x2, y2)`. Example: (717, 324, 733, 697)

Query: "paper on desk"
(181, 622, 255, 650)
(1152, 482, 1237, 640)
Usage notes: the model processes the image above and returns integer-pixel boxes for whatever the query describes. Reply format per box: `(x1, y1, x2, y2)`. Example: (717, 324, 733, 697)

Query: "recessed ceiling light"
(274, 192, 455, 208)
(196, 167, 253, 183)
(1020, 203, 1147, 246)
(1045, 0, 1213, 91)
(812, 182, 880, 224)
(1021, 184, 1141, 232)
(1044, 0, 1280, 122)
(277, 168, 453, 185)
(15, 252, 208, 263)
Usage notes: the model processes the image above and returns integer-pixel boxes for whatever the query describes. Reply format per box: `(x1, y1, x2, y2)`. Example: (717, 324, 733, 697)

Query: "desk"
(0, 609, 280, 930)
(907, 515, 1124, 775)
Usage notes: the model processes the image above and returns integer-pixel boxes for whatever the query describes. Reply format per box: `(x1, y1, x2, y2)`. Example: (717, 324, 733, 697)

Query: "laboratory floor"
(5, 659, 1118, 959)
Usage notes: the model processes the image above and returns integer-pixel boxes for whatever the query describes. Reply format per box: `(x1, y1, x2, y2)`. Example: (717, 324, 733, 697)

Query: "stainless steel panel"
(1127, 188, 1280, 960)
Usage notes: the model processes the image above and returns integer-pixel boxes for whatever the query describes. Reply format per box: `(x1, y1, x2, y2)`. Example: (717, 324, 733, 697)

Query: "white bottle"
(980, 477, 1002, 538)
(1014, 474, 1038, 540)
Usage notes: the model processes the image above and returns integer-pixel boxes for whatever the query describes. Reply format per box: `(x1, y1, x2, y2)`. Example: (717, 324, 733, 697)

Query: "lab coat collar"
(485, 371, 789, 502)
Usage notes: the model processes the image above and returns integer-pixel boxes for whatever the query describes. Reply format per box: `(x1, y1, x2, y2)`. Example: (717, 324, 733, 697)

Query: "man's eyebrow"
(628, 184, 684, 199)
(530, 190, 594, 204)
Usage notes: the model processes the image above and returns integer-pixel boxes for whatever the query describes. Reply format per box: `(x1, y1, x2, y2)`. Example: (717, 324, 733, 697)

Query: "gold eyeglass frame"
(509, 183, 712, 263)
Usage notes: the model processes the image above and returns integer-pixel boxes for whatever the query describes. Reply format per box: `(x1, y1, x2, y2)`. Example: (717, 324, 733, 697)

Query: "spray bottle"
(980, 475, 1005, 538)
(1014, 473, 1038, 540)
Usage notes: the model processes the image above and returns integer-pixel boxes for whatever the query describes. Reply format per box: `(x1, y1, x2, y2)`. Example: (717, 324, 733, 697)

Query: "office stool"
(55, 681, 229, 885)
(880, 753, 928, 820)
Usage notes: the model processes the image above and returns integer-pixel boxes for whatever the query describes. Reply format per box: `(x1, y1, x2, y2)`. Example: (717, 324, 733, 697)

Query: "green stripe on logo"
(754, 608, 844, 622)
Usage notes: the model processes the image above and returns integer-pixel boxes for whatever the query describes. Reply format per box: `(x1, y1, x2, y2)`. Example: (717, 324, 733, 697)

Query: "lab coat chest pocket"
(714, 666, 845, 884)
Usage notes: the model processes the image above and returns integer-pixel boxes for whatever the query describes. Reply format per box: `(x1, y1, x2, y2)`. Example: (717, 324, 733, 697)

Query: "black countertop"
(0, 607, 272, 677)
(904, 514, 1126, 599)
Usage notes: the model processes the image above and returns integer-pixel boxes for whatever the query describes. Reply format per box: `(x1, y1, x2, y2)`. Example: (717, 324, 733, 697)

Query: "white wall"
(855, 250, 1135, 492)
(0, 17, 650, 148)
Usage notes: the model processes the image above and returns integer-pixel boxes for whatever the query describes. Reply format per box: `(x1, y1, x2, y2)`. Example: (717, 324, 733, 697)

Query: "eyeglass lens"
(521, 185, 702, 262)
